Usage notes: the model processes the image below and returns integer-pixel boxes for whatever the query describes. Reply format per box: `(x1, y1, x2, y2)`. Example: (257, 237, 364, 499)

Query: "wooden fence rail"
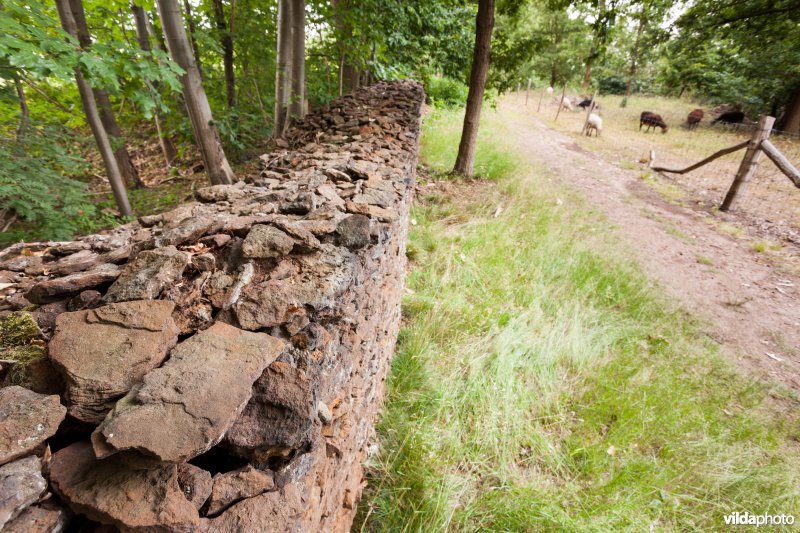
(650, 114, 800, 212)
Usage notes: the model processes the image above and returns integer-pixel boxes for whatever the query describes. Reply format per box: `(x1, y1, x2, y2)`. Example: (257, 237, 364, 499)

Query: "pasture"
(529, 92, 800, 253)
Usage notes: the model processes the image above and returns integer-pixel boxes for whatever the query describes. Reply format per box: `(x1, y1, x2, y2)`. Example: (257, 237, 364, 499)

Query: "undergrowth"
(355, 108, 800, 531)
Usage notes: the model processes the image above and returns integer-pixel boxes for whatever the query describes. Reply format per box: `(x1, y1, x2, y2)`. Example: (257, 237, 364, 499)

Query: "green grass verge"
(355, 108, 800, 532)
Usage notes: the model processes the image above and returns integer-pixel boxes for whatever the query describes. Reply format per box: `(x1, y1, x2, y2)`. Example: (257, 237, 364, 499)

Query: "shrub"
(0, 122, 98, 244)
(424, 76, 469, 109)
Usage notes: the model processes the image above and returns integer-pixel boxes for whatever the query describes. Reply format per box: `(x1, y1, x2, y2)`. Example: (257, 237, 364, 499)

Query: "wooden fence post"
(581, 89, 598, 135)
(516, 81, 521, 94)
(554, 84, 567, 122)
(525, 78, 531, 105)
(537, 86, 545, 112)
(720, 115, 775, 212)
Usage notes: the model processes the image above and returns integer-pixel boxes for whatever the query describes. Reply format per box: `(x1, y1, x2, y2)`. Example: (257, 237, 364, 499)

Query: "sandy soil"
(501, 99, 800, 394)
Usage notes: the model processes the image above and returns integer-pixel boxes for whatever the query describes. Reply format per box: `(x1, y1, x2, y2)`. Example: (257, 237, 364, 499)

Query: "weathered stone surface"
(52, 249, 101, 276)
(104, 246, 190, 302)
(49, 441, 199, 532)
(3, 502, 69, 533)
(206, 466, 274, 516)
(0, 386, 66, 466)
(49, 300, 179, 424)
(201, 485, 302, 532)
(26, 264, 120, 304)
(242, 225, 294, 259)
(92, 322, 285, 462)
(225, 362, 316, 458)
(335, 214, 371, 250)
(176, 463, 213, 511)
(0, 456, 46, 529)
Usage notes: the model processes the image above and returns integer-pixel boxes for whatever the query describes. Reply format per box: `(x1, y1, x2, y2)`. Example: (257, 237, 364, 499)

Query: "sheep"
(546, 86, 554, 96)
(687, 109, 704, 130)
(578, 98, 599, 110)
(640, 111, 669, 134)
(561, 98, 573, 112)
(585, 113, 602, 136)
(712, 110, 745, 129)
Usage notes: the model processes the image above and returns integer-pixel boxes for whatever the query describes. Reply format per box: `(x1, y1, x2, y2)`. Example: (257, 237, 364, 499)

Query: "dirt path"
(502, 100, 800, 393)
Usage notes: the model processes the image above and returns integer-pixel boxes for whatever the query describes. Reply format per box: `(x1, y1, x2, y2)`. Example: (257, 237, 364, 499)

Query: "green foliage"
(0, 122, 98, 244)
(424, 76, 469, 109)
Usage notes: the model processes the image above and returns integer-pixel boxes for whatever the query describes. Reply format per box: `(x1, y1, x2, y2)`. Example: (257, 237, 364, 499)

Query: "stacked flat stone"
(0, 80, 423, 531)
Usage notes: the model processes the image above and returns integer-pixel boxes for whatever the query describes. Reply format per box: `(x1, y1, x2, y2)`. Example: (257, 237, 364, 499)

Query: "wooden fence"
(651, 115, 800, 211)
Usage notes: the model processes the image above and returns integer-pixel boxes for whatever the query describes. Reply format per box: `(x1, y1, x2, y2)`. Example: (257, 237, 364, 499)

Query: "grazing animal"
(561, 98, 573, 111)
(687, 108, 704, 130)
(586, 113, 602, 136)
(546, 86, 554, 96)
(578, 98, 597, 110)
(712, 110, 745, 128)
(640, 111, 669, 134)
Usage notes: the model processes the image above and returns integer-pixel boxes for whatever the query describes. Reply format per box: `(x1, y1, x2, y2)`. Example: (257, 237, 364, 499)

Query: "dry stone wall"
(0, 80, 424, 532)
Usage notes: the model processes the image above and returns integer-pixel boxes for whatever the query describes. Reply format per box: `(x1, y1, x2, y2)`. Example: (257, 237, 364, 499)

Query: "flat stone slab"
(0, 386, 66, 466)
(0, 456, 46, 529)
(25, 264, 120, 304)
(93, 322, 285, 462)
(49, 441, 199, 531)
(104, 245, 190, 302)
(206, 466, 274, 516)
(49, 300, 179, 424)
(3, 503, 69, 533)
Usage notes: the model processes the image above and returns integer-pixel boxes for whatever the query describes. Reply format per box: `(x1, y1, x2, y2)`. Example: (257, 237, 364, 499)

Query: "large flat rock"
(49, 441, 199, 532)
(0, 386, 66, 466)
(92, 322, 285, 463)
(0, 456, 46, 529)
(49, 300, 179, 424)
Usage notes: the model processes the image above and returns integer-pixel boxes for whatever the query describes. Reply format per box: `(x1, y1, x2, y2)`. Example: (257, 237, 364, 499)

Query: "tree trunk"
(157, 0, 235, 185)
(289, 0, 305, 122)
(132, 3, 178, 168)
(550, 66, 557, 88)
(331, 0, 358, 94)
(274, 0, 292, 138)
(453, 0, 495, 177)
(212, 0, 235, 108)
(68, 0, 143, 188)
(777, 83, 800, 135)
(581, 54, 593, 91)
(625, 15, 645, 97)
(55, 0, 132, 217)
(13, 72, 28, 142)
(182, 0, 203, 79)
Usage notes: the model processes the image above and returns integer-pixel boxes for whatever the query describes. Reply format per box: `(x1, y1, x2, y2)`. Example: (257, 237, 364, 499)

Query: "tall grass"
(355, 108, 800, 531)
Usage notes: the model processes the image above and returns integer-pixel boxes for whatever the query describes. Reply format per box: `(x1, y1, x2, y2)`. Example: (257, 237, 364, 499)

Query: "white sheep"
(585, 113, 602, 136)
(546, 86, 554, 96)
(561, 98, 573, 112)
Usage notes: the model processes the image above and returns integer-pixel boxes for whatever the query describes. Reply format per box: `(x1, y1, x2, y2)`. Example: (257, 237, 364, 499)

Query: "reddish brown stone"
(92, 323, 285, 462)
(49, 441, 200, 532)
(49, 300, 179, 424)
(0, 387, 66, 466)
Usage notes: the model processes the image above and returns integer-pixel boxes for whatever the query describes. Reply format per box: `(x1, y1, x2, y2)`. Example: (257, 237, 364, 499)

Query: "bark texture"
(289, 0, 306, 122)
(55, 0, 132, 217)
(68, 0, 143, 188)
(157, 0, 236, 185)
(453, 0, 495, 177)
